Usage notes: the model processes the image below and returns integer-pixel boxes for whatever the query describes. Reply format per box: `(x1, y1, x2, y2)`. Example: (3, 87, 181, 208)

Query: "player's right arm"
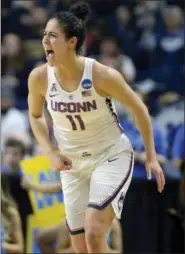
(28, 66, 72, 171)
(28, 65, 54, 155)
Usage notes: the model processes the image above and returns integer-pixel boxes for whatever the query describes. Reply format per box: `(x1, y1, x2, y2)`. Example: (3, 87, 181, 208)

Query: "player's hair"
(4, 137, 26, 156)
(51, 2, 90, 54)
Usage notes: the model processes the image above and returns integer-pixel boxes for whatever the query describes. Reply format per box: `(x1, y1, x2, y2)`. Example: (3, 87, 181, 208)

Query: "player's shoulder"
(28, 63, 48, 94)
(93, 60, 123, 84)
(29, 63, 47, 83)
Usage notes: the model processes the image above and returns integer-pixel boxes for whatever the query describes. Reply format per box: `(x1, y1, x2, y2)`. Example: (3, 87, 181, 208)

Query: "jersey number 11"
(66, 115, 85, 130)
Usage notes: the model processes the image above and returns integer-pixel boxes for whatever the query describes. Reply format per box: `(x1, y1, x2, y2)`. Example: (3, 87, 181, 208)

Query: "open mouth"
(46, 49, 54, 59)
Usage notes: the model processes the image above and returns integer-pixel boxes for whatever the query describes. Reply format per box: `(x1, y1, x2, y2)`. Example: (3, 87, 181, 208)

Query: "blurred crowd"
(1, 0, 184, 253)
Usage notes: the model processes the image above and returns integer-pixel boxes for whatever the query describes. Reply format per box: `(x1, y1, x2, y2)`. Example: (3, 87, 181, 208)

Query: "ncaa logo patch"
(82, 79, 92, 89)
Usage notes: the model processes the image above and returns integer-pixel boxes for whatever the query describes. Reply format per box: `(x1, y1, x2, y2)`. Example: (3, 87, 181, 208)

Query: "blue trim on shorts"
(88, 152, 134, 210)
(66, 220, 85, 235)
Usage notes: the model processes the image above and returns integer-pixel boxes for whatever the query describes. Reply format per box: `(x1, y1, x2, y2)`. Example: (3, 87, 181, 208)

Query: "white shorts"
(60, 137, 134, 235)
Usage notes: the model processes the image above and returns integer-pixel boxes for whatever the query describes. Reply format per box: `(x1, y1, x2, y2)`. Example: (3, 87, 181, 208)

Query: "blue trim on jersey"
(88, 152, 133, 210)
(66, 220, 85, 235)
(105, 98, 124, 133)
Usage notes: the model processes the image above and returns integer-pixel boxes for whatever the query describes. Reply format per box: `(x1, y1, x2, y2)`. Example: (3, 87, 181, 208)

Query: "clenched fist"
(48, 151, 72, 171)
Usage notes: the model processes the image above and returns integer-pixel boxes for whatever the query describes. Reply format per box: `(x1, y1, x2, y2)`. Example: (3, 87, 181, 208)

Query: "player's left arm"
(96, 64, 165, 192)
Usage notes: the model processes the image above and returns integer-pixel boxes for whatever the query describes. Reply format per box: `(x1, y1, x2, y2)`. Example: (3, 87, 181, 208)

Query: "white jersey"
(46, 57, 129, 158)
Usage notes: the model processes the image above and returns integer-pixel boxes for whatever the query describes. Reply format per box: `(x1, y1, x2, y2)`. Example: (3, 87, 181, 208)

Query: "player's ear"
(68, 37, 77, 50)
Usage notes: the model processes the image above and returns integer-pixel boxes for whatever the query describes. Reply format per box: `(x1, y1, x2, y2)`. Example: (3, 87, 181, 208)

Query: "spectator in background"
(2, 137, 26, 176)
(1, 86, 29, 150)
(120, 90, 166, 179)
(1, 33, 26, 76)
(85, 21, 106, 56)
(167, 124, 184, 253)
(20, 5, 48, 39)
(6, 1, 45, 40)
(113, 5, 137, 58)
(94, 37, 136, 84)
(155, 93, 184, 144)
(151, 6, 184, 95)
(172, 124, 185, 211)
(2, 137, 33, 243)
(1, 174, 24, 254)
(172, 124, 184, 172)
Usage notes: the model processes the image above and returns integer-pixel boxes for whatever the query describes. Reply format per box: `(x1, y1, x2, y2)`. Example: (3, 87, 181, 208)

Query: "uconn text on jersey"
(50, 99, 97, 113)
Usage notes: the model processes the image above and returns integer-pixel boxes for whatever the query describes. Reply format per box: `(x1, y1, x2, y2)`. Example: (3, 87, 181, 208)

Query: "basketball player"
(28, 2, 165, 253)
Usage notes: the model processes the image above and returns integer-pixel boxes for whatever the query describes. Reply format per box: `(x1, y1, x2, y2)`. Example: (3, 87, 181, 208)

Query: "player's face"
(42, 19, 76, 66)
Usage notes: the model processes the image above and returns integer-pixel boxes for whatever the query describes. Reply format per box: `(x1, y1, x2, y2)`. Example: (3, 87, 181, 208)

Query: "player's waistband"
(59, 133, 132, 160)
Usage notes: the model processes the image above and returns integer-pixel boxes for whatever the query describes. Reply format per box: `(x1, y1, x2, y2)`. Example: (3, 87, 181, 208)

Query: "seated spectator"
(1, 174, 24, 254)
(167, 124, 184, 252)
(2, 137, 26, 176)
(6, 1, 46, 39)
(172, 124, 184, 172)
(2, 137, 33, 243)
(1, 33, 26, 76)
(172, 124, 185, 211)
(120, 91, 167, 179)
(151, 6, 184, 95)
(85, 20, 107, 56)
(112, 5, 138, 59)
(155, 97, 184, 157)
(94, 37, 136, 84)
(1, 85, 29, 149)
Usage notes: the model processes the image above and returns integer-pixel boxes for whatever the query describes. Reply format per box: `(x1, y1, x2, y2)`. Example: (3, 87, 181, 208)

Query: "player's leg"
(109, 219, 123, 253)
(60, 172, 89, 253)
(85, 150, 134, 253)
(85, 204, 115, 253)
(35, 224, 60, 253)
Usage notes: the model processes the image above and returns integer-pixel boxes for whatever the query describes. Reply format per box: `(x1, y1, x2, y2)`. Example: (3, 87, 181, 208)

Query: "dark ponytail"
(51, 2, 90, 54)
(69, 2, 90, 23)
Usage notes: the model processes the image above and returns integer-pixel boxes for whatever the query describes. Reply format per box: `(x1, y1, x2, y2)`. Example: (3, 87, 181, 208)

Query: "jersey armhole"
(91, 60, 110, 100)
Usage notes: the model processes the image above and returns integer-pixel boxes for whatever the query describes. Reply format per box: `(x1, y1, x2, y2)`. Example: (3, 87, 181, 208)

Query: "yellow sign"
(21, 156, 65, 252)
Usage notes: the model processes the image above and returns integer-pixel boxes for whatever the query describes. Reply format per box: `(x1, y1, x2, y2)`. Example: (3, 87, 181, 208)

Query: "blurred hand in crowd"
(21, 176, 32, 190)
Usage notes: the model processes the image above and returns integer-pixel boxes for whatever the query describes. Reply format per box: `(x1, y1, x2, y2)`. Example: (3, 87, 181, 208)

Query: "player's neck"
(55, 54, 84, 80)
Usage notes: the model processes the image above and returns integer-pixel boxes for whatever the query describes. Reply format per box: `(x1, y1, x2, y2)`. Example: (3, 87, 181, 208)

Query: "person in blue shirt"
(172, 124, 184, 210)
(168, 124, 184, 252)
(172, 124, 184, 172)
(120, 91, 167, 179)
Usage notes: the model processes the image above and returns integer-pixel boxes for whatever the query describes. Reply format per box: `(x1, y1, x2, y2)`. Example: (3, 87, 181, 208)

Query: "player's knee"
(84, 220, 103, 245)
(71, 235, 87, 253)
(73, 244, 86, 253)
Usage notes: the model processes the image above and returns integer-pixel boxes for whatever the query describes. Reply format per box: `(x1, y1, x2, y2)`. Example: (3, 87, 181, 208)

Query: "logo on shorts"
(118, 192, 125, 212)
(108, 158, 119, 163)
(82, 79, 92, 89)
(82, 152, 91, 157)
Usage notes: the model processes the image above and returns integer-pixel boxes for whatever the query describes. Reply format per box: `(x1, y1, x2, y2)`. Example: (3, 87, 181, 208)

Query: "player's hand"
(48, 151, 72, 171)
(145, 157, 165, 193)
